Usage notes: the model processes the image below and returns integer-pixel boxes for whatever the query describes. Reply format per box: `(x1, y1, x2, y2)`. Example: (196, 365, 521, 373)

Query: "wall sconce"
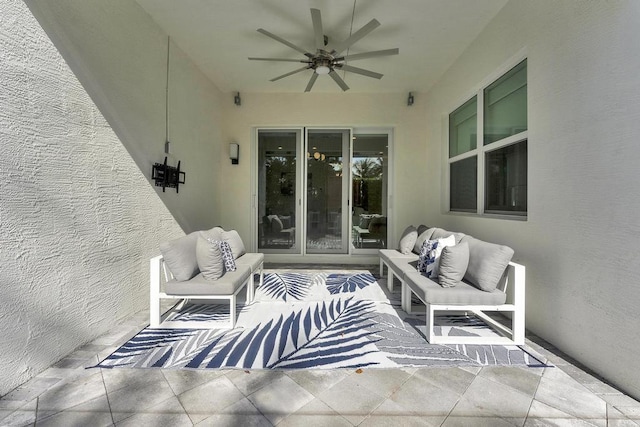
(234, 92, 241, 106)
(407, 92, 414, 106)
(230, 143, 239, 164)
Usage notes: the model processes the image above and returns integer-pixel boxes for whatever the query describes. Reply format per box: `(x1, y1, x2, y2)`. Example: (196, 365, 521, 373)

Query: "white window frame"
(446, 51, 528, 220)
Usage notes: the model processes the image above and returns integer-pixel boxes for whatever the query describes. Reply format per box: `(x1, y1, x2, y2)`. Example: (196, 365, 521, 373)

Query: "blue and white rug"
(97, 271, 547, 370)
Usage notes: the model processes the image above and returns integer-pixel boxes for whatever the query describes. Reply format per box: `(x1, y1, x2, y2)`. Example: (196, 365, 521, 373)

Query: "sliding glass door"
(257, 129, 301, 253)
(255, 127, 391, 256)
(305, 129, 350, 254)
(350, 131, 389, 252)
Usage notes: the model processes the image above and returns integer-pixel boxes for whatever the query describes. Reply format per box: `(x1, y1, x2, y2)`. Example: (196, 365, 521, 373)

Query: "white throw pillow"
(221, 229, 246, 259)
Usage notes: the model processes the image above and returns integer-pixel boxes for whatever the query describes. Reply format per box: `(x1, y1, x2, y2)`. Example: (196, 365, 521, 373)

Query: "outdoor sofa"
(150, 226, 263, 329)
(379, 226, 525, 345)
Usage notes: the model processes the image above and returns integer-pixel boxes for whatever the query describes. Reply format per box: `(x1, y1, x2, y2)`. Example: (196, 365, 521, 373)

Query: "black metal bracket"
(152, 157, 186, 193)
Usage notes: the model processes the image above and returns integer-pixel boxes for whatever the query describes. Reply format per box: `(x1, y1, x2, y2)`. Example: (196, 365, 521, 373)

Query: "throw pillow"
(195, 233, 224, 280)
(359, 215, 372, 229)
(159, 232, 200, 281)
(413, 227, 436, 254)
(271, 216, 283, 233)
(417, 224, 430, 236)
(398, 225, 418, 254)
(438, 242, 470, 288)
(417, 239, 438, 277)
(221, 229, 246, 259)
(417, 235, 456, 278)
(218, 240, 236, 272)
(462, 236, 514, 292)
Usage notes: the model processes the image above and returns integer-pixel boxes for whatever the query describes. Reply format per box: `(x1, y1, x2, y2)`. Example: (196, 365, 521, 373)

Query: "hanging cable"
(343, 0, 357, 80)
(165, 36, 170, 154)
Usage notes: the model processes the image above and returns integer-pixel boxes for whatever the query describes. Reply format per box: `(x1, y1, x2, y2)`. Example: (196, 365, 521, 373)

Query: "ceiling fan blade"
(331, 19, 380, 54)
(249, 57, 309, 63)
(329, 70, 350, 91)
(257, 28, 312, 57)
(310, 9, 325, 51)
(339, 64, 383, 79)
(340, 48, 399, 61)
(270, 66, 310, 82)
(304, 73, 318, 92)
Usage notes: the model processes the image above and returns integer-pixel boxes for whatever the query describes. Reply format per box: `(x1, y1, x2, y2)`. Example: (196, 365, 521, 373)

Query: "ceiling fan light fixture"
(315, 65, 330, 75)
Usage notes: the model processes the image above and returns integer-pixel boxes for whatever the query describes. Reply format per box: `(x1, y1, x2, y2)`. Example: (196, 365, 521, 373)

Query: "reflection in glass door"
(305, 129, 350, 254)
(351, 132, 389, 251)
(257, 130, 301, 253)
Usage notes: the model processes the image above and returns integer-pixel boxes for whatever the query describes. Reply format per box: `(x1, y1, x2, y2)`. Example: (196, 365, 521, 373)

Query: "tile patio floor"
(2, 266, 640, 426)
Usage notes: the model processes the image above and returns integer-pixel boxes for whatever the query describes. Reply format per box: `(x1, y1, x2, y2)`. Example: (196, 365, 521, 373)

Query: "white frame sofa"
(150, 227, 263, 329)
(380, 227, 525, 345)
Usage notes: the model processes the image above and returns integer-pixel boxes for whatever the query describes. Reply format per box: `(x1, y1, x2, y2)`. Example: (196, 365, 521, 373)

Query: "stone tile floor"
(2, 266, 640, 426)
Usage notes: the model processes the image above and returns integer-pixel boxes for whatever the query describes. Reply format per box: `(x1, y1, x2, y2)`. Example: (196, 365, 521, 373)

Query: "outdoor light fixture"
(234, 92, 241, 106)
(230, 142, 239, 164)
(315, 65, 330, 75)
(407, 92, 414, 106)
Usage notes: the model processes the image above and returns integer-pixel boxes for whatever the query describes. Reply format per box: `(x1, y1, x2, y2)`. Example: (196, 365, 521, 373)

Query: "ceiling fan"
(249, 8, 399, 92)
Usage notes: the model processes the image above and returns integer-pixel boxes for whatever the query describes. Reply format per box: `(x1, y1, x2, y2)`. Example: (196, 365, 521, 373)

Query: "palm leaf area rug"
(97, 270, 547, 370)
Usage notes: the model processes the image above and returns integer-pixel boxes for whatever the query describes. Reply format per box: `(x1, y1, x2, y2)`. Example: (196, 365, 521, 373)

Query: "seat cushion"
(404, 270, 507, 305)
(379, 250, 419, 279)
(159, 232, 200, 281)
(164, 266, 252, 296)
(234, 252, 264, 272)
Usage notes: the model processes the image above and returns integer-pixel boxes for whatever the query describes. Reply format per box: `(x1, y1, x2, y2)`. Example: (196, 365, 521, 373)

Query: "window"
(448, 59, 527, 217)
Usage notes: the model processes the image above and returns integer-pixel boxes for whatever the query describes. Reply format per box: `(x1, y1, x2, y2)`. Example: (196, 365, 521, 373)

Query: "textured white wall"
(0, 0, 222, 396)
(25, 0, 224, 233)
(220, 92, 430, 250)
(423, 0, 640, 399)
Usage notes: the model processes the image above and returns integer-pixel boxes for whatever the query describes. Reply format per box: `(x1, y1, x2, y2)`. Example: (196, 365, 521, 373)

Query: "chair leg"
(230, 296, 236, 328)
(150, 256, 162, 327)
(425, 304, 435, 343)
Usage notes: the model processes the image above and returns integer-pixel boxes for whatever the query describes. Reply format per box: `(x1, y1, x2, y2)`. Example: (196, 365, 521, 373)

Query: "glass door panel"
(351, 133, 389, 251)
(257, 129, 301, 253)
(305, 129, 349, 254)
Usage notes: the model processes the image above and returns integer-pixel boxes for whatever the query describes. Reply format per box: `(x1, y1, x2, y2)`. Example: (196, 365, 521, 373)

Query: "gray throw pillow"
(398, 225, 418, 254)
(438, 242, 470, 288)
(417, 224, 430, 235)
(221, 229, 246, 259)
(413, 227, 436, 254)
(195, 233, 224, 280)
(159, 232, 200, 281)
(462, 236, 514, 292)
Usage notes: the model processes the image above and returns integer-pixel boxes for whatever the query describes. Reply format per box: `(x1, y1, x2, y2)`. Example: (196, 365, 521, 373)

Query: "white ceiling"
(135, 0, 508, 94)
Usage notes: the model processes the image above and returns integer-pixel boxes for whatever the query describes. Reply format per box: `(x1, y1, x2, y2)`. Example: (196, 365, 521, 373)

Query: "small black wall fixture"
(230, 143, 239, 164)
(152, 157, 186, 192)
(407, 92, 414, 106)
(234, 92, 241, 106)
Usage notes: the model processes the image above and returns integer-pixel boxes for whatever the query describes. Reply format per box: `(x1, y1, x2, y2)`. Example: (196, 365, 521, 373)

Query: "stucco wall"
(25, 0, 224, 233)
(221, 92, 430, 255)
(423, 0, 640, 399)
(0, 0, 221, 396)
